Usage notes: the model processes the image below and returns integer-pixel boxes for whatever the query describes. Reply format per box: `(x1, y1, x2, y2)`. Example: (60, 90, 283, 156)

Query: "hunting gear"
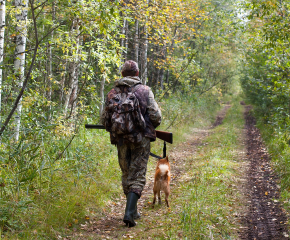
(100, 60, 162, 227)
(85, 124, 173, 157)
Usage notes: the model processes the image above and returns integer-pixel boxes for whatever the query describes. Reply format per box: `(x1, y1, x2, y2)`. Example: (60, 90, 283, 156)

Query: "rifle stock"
(85, 124, 173, 144)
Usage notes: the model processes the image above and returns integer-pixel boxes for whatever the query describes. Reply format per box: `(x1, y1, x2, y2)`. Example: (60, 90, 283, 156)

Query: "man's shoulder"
(134, 83, 150, 91)
(134, 84, 150, 97)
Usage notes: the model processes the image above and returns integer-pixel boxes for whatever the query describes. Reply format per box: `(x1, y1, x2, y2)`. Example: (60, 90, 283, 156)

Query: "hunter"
(101, 60, 162, 227)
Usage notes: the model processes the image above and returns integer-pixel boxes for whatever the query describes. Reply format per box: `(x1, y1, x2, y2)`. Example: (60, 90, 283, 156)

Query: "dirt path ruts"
(241, 106, 289, 239)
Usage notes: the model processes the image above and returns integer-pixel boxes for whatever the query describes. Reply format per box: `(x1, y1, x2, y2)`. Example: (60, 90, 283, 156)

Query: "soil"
(212, 104, 231, 127)
(71, 104, 289, 239)
(240, 106, 289, 239)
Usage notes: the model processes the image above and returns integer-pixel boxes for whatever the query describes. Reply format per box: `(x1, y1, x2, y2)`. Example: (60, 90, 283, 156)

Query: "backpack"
(104, 84, 147, 144)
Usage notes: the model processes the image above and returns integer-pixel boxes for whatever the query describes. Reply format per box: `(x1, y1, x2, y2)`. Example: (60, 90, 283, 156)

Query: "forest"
(0, 0, 290, 239)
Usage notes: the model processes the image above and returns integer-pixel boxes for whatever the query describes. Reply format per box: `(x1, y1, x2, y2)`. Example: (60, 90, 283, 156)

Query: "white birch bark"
(64, 19, 80, 114)
(14, 0, 28, 141)
(47, 1, 55, 119)
(141, 0, 149, 85)
(0, 0, 5, 115)
(64, 61, 79, 113)
(59, 60, 67, 104)
(119, 17, 127, 72)
(134, 19, 139, 63)
(99, 70, 106, 117)
(125, 19, 129, 60)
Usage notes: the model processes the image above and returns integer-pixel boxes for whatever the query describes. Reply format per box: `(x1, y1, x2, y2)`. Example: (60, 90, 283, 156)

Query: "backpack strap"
(114, 83, 142, 94)
(114, 86, 121, 93)
(131, 83, 143, 93)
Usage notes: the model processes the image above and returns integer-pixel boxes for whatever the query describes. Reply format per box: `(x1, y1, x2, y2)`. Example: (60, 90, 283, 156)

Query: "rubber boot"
(123, 192, 139, 227)
(125, 194, 140, 219)
(134, 204, 141, 219)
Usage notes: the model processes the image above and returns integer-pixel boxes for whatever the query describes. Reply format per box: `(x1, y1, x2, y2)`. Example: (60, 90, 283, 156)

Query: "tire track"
(242, 106, 289, 240)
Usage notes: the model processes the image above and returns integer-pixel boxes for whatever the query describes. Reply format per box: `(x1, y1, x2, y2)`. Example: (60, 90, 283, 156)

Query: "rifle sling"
(149, 152, 163, 160)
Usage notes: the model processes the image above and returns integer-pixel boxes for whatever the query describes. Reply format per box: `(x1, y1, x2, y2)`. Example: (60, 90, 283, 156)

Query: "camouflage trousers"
(117, 137, 151, 198)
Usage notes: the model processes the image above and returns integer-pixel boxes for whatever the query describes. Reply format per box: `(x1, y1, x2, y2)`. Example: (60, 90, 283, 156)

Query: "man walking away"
(101, 60, 162, 227)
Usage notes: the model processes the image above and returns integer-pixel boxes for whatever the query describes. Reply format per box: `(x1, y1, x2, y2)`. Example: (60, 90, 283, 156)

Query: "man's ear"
(135, 71, 139, 76)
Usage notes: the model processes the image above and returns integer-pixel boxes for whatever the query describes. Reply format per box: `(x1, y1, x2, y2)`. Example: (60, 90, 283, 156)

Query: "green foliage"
(241, 0, 290, 146)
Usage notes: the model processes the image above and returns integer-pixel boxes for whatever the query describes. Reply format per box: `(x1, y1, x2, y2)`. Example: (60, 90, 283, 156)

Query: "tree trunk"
(133, 19, 139, 63)
(125, 19, 129, 61)
(160, 68, 164, 90)
(156, 66, 160, 89)
(119, 17, 127, 71)
(159, 44, 166, 90)
(99, 68, 106, 117)
(166, 69, 169, 85)
(14, 0, 28, 141)
(64, 61, 79, 114)
(64, 19, 80, 115)
(0, 0, 5, 116)
(47, 1, 55, 120)
(141, 0, 149, 85)
(59, 60, 67, 105)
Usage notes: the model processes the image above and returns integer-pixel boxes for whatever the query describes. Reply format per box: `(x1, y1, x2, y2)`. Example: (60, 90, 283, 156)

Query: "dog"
(153, 156, 170, 207)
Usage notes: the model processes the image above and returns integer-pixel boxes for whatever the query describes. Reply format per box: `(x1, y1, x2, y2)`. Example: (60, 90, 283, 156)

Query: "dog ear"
(166, 156, 169, 162)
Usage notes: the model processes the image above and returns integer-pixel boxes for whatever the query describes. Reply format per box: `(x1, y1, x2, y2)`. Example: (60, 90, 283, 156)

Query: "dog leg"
(153, 188, 157, 207)
(165, 191, 170, 208)
(164, 184, 170, 208)
(158, 190, 161, 205)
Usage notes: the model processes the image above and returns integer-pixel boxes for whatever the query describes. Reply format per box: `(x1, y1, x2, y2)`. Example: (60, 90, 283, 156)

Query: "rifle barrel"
(85, 124, 173, 144)
(85, 124, 105, 129)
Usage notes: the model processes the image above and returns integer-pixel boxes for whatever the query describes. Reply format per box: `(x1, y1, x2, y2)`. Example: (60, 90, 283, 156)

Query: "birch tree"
(99, 65, 106, 116)
(14, 0, 28, 141)
(119, 17, 127, 70)
(64, 19, 81, 115)
(141, 0, 149, 85)
(133, 19, 139, 63)
(0, 0, 5, 115)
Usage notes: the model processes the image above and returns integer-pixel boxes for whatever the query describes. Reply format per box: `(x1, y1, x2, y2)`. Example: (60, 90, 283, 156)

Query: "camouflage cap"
(121, 60, 139, 76)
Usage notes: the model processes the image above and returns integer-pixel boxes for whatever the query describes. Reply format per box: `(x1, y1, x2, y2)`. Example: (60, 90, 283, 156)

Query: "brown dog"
(153, 156, 170, 207)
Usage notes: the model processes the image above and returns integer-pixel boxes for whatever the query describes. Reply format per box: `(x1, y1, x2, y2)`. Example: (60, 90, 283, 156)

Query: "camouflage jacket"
(101, 76, 162, 144)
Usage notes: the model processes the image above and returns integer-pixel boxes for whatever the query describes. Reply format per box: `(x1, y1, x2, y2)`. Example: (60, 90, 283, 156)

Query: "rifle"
(85, 124, 173, 158)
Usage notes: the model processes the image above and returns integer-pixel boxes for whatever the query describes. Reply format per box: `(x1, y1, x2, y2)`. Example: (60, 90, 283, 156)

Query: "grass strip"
(140, 100, 247, 239)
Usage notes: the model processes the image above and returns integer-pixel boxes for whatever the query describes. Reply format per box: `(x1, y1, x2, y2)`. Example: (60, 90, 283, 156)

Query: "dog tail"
(158, 164, 169, 176)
